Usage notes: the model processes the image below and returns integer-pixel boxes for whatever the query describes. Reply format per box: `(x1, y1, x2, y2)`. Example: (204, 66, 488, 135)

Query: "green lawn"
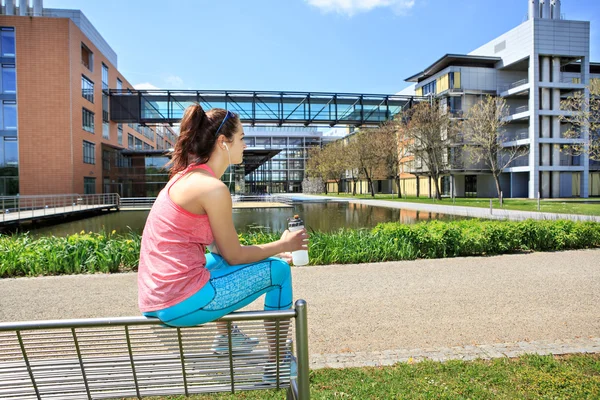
(140, 353, 600, 399)
(316, 193, 600, 216)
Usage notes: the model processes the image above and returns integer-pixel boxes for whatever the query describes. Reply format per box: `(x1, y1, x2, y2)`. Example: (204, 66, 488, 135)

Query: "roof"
(405, 54, 502, 83)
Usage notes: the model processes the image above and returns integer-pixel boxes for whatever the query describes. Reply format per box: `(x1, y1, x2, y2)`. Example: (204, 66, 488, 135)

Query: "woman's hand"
(280, 229, 309, 253)
(276, 252, 293, 264)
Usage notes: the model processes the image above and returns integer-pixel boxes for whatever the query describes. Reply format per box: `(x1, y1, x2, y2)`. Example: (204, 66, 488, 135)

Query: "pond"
(28, 202, 465, 237)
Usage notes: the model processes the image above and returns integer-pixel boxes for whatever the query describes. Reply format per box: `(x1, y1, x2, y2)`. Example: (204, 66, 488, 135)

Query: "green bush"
(1, 219, 599, 278)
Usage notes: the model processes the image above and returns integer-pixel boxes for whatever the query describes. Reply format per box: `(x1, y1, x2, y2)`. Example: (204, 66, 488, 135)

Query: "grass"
(2, 219, 600, 278)
(316, 193, 600, 216)
(130, 353, 600, 399)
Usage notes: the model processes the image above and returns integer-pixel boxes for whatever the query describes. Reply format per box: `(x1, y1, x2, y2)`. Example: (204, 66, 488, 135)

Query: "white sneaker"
(211, 326, 259, 354)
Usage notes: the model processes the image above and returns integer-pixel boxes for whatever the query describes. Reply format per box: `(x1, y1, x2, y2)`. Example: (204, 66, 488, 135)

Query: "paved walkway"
(1, 249, 599, 369)
(283, 193, 600, 222)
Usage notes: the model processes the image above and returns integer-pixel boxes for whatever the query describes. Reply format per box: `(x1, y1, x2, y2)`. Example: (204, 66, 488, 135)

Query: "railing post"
(295, 299, 310, 400)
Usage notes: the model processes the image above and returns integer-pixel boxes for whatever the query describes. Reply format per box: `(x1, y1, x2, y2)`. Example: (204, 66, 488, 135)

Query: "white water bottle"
(287, 215, 309, 266)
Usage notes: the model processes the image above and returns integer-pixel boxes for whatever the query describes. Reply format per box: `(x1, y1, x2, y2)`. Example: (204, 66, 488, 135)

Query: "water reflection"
(29, 202, 464, 237)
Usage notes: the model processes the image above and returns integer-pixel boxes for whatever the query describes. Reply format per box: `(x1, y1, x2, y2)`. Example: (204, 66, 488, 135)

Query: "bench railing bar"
(71, 328, 92, 400)
(175, 327, 189, 397)
(16, 330, 41, 400)
(227, 321, 235, 394)
(295, 300, 309, 400)
(276, 319, 281, 390)
(124, 326, 141, 400)
(0, 310, 297, 332)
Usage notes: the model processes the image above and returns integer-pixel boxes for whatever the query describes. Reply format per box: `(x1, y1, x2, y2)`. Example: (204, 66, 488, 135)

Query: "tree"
(345, 130, 384, 197)
(306, 140, 348, 194)
(461, 95, 529, 199)
(399, 101, 455, 200)
(560, 80, 600, 161)
(305, 146, 326, 194)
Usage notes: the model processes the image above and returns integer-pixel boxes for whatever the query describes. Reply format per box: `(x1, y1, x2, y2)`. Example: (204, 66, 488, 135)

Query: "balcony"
(502, 130, 529, 142)
(499, 79, 529, 96)
(506, 158, 529, 168)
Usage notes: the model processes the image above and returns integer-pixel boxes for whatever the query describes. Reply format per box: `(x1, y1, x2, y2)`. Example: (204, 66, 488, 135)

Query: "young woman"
(138, 105, 308, 336)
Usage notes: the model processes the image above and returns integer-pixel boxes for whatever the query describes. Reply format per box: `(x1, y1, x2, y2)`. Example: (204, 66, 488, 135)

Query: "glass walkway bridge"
(109, 90, 425, 126)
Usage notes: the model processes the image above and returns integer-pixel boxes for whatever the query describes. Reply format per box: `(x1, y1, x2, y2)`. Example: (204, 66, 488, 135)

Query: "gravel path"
(1, 249, 599, 366)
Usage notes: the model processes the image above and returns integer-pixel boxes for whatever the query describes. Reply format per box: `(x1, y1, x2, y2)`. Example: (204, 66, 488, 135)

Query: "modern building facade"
(240, 126, 345, 194)
(0, 1, 176, 196)
(402, 0, 600, 198)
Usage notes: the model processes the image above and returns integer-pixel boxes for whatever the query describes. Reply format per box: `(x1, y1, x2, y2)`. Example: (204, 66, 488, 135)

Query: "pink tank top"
(138, 163, 215, 312)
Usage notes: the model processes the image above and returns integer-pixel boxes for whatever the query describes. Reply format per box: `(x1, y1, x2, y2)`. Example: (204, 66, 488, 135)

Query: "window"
(102, 122, 109, 140)
(4, 137, 17, 166)
(422, 80, 437, 96)
(118, 124, 123, 145)
(83, 141, 95, 164)
(1, 64, 15, 93)
(81, 75, 94, 103)
(102, 150, 110, 170)
(1, 101, 16, 130)
(82, 108, 94, 133)
(84, 177, 96, 194)
(1, 28, 15, 58)
(135, 137, 142, 150)
(81, 43, 93, 71)
(128, 133, 134, 149)
(116, 78, 122, 91)
(255, 137, 270, 148)
(102, 63, 109, 90)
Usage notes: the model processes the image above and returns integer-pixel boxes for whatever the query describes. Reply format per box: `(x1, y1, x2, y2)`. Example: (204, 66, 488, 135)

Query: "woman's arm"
(203, 184, 307, 265)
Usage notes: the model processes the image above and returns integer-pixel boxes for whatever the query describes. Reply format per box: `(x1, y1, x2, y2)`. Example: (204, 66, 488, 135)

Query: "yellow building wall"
(436, 74, 449, 94)
(454, 72, 461, 89)
(399, 177, 441, 197)
(416, 87, 422, 96)
(572, 173, 581, 197)
(590, 173, 600, 196)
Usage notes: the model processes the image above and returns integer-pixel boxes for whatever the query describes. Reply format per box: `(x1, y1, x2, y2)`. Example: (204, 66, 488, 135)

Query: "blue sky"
(46, 0, 599, 94)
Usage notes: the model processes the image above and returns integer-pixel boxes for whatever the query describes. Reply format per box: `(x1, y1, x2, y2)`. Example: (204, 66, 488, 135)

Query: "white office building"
(404, 0, 600, 198)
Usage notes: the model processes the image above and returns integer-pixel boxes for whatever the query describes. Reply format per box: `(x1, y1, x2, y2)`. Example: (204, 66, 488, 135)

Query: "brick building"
(0, 1, 176, 196)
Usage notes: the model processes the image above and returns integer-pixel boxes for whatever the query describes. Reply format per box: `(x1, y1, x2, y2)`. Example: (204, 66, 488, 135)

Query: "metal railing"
(0, 300, 310, 400)
(0, 193, 120, 222)
(514, 105, 529, 114)
(498, 79, 529, 93)
(507, 158, 529, 168)
(503, 131, 530, 142)
(119, 197, 157, 208)
(231, 195, 294, 205)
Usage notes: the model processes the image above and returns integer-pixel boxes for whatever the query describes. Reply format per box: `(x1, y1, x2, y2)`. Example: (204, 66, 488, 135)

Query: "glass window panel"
(4, 138, 17, 166)
(1, 31, 15, 57)
(272, 137, 286, 147)
(288, 138, 302, 146)
(3, 102, 16, 130)
(2, 65, 15, 93)
(255, 137, 270, 147)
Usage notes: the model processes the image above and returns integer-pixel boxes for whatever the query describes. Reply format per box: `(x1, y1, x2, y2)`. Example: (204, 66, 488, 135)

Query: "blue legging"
(143, 253, 293, 327)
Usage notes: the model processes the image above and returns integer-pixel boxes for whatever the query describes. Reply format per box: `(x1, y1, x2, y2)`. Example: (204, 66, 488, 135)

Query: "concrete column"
(529, 54, 541, 199)
(541, 172, 551, 198)
(552, 172, 560, 197)
(580, 56, 590, 198)
(541, 57, 551, 82)
(552, 57, 561, 82)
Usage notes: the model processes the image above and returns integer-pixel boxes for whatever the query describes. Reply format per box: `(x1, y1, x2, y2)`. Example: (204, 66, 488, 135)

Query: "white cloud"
(165, 75, 184, 88)
(134, 82, 161, 90)
(305, 0, 415, 16)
